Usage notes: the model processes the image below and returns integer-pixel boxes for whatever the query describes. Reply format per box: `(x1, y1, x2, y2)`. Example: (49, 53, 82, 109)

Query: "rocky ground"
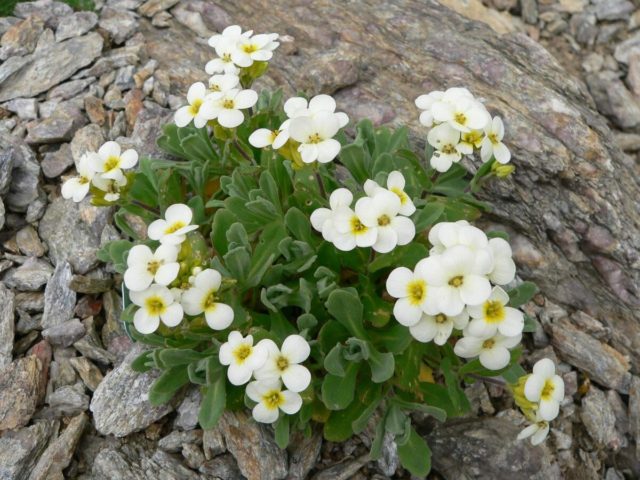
(0, 0, 639, 479)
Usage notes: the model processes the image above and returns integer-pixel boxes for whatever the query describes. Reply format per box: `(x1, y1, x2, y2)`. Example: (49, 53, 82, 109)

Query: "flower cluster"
(61, 141, 138, 203)
(415, 87, 511, 172)
(516, 358, 566, 445)
(205, 25, 279, 75)
(310, 171, 416, 253)
(387, 220, 522, 370)
(123, 203, 235, 334)
(250, 93, 349, 165)
(219, 332, 310, 423)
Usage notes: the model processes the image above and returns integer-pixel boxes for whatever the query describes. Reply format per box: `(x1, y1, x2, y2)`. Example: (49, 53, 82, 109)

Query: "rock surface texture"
(0, 0, 638, 478)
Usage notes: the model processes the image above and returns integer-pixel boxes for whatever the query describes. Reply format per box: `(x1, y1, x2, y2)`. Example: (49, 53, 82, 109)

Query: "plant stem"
(131, 199, 160, 215)
(315, 171, 326, 198)
(467, 373, 507, 387)
(233, 139, 255, 165)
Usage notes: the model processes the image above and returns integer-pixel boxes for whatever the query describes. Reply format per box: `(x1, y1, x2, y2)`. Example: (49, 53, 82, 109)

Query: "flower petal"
(281, 364, 311, 392)
(205, 303, 234, 330)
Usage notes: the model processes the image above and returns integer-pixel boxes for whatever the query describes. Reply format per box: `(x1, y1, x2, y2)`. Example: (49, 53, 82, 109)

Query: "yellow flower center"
(540, 379, 555, 401)
(104, 156, 120, 171)
(307, 133, 322, 144)
(350, 216, 368, 235)
(202, 290, 217, 311)
(222, 53, 232, 62)
(233, 344, 252, 364)
(377, 214, 391, 226)
(188, 98, 203, 116)
(270, 130, 280, 143)
(145, 295, 167, 315)
(462, 130, 483, 147)
(406, 280, 426, 305)
(441, 144, 457, 154)
(242, 43, 258, 54)
(276, 355, 289, 372)
(165, 221, 186, 234)
(262, 389, 285, 410)
(484, 300, 505, 323)
(482, 338, 495, 349)
(454, 112, 467, 125)
(390, 187, 407, 204)
(222, 99, 235, 109)
(147, 260, 161, 275)
(209, 84, 220, 92)
(488, 133, 499, 144)
(79, 176, 90, 184)
(448, 275, 464, 287)
(435, 314, 447, 324)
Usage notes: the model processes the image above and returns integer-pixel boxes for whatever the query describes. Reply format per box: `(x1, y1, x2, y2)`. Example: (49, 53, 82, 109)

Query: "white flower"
(232, 33, 279, 67)
(427, 123, 471, 172)
(130, 284, 184, 334)
(289, 112, 343, 164)
(248, 122, 290, 149)
(219, 331, 270, 385)
(431, 88, 490, 132)
(355, 189, 415, 253)
(175, 82, 215, 129)
(454, 331, 521, 370)
(208, 73, 239, 93)
(181, 269, 234, 330)
(205, 39, 241, 75)
(466, 286, 524, 338)
(419, 245, 493, 316)
(246, 379, 302, 423)
(524, 358, 565, 421)
(415, 91, 444, 128)
(409, 311, 469, 345)
(481, 116, 511, 164)
(460, 129, 485, 151)
(202, 88, 258, 128)
(487, 237, 516, 285)
(91, 173, 128, 202)
(428, 220, 489, 256)
(89, 141, 138, 182)
(254, 334, 311, 392)
(284, 94, 349, 127)
(517, 416, 550, 446)
(61, 153, 96, 202)
(386, 262, 439, 326)
(364, 171, 415, 217)
(310, 188, 353, 243)
(148, 203, 199, 245)
(207, 25, 252, 49)
(123, 244, 180, 292)
(331, 207, 377, 251)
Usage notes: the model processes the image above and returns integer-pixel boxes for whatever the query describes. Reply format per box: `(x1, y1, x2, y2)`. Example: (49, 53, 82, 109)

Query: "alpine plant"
(63, 24, 562, 477)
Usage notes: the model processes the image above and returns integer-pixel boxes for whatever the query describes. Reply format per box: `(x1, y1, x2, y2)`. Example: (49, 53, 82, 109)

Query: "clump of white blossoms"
(181, 269, 234, 330)
(415, 87, 511, 172)
(148, 203, 199, 245)
(206, 25, 279, 74)
(516, 358, 565, 445)
(311, 171, 416, 253)
(61, 141, 138, 203)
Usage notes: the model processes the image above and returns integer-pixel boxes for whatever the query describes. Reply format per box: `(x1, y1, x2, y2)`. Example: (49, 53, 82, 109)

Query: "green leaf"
(324, 344, 347, 376)
(284, 207, 315, 244)
(325, 289, 367, 339)
(223, 246, 251, 285)
(158, 349, 208, 367)
(199, 375, 226, 429)
(413, 202, 445, 232)
(368, 243, 429, 273)
(321, 362, 359, 410)
(148, 365, 190, 406)
(339, 143, 370, 184)
(274, 415, 290, 448)
(390, 397, 447, 422)
(397, 428, 431, 477)
(367, 346, 395, 383)
(131, 349, 155, 372)
(318, 321, 349, 355)
(246, 222, 286, 287)
(211, 209, 237, 256)
(508, 282, 539, 308)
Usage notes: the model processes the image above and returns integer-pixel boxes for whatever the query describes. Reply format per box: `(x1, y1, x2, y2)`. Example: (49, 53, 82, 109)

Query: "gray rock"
(312, 454, 369, 480)
(0, 197, 4, 232)
(25, 103, 87, 144)
(45, 382, 90, 417)
(629, 376, 640, 459)
(70, 123, 105, 165)
(0, 16, 45, 59)
(587, 72, 640, 129)
(615, 34, 640, 65)
(0, 32, 103, 102)
(15, 291, 45, 313)
(287, 429, 322, 480)
(182, 443, 205, 470)
(202, 427, 225, 459)
(593, 0, 634, 21)
(551, 318, 631, 393)
(3, 257, 54, 291)
(41, 262, 76, 330)
(14, 0, 73, 28)
(16, 225, 46, 257)
(218, 411, 288, 480)
(0, 147, 14, 195)
(0, 355, 44, 430)
(0, 420, 57, 480)
(520, 0, 538, 24)
(138, 0, 180, 17)
(29, 413, 87, 480)
(1, 134, 41, 213)
(3, 98, 38, 120)
(90, 344, 173, 436)
(570, 13, 597, 46)
(99, 7, 139, 45)
(158, 429, 203, 452)
(101, 289, 132, 362)
(108, 0, 145, 9)
(38, 197, 112, 274)
(69, 274, 114, 293)
(175, 387, 201, 431)
(41, 143, 74, 178)
(55, 12, 99, 42)
(199, 453, 243, 479)
(0, 284, 14, 368)
(171, 6, 211, 38)
(115, 65, 136, 90)
(580, 386, 621, 450)
(428, 417, 561, 479)
(0, 17, 20, 37)
(69, 356, 104, 391)
(25, 190, 47, 224)
(613, 132, 640, 152)
(47, 77, 96, 101)
(74, 316, 117, 365)
(151, 11, 171, 28)
(42, 319, 86, 347)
